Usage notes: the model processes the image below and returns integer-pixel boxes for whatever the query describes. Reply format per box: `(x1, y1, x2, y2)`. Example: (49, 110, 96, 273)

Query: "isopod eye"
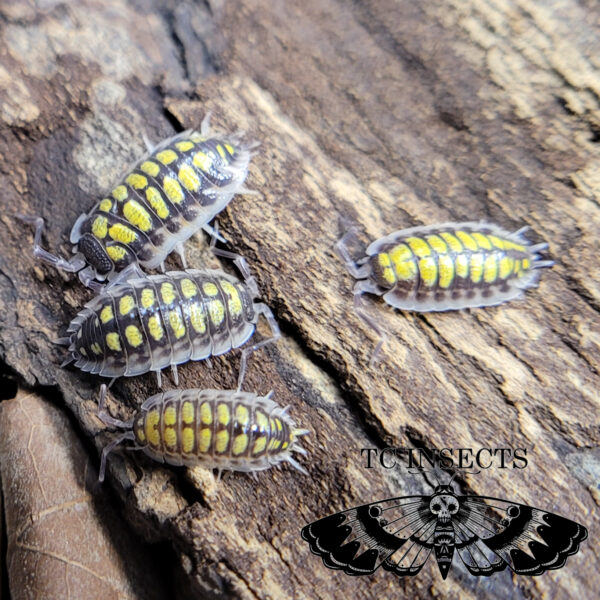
(448, 503, 457, 512)
(369, 505, 382, 518)
(507, 506, 520, 518)
(432, 503, 441, 512)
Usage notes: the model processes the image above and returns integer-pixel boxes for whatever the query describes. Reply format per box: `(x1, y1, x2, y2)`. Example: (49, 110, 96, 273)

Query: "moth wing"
(452, 518, 507, 576)
(457, 496, 587, 575)
(301, 495, 434, 576)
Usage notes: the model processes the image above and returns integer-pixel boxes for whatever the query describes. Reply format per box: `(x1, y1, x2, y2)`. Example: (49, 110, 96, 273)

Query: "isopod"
(336, 221, 553, 359)
(97, 385, 310, 481)
(22, 115, 256, 288)
(61, 251, 279, 388)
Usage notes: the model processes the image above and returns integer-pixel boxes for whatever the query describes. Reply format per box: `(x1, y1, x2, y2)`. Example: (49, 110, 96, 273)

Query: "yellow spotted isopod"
(336, 221, 553, 358)
(21, 115, 257, 288)
(97, 386, 310, 482)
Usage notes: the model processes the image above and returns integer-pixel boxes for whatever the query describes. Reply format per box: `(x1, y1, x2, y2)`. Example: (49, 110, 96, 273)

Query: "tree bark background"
(0, 0, 598, 599)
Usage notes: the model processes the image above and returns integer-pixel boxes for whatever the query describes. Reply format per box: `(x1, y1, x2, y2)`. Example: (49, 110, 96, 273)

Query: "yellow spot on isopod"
(175, 140, 194, 152)
(106, 332, 121, 352)
(440, 232, 463, 253)
(163, 427, 177, 449)
(426, 234, 447, 254)
(499, 256, 513, 279)
(146, 187, 169, 219)
(514, 259, 522, 274)
(202, 282, 219, 296)
(168, 310, 186, 339)
(109, 223, 137, 244)
(215, 430, 229, 454)
(106, 246, 127, 261)
(161, 282, 176, 305)
(163, 176, 184, 204)
(91, 343, 102, 355)
(282, 441, 289, 450)
(472, 232, 492, 250)
(200, 401, 212, 425)
(79, 347, 87, 357)
(178, 163, 200, 192)
(141, 288, 155, 309)
(119, 295, 135, 316)
(275, 418, 283, 432)
(470, 253, 484, 283)
(92, 216, 108, 239)
(224, 143, 235, 154)
(488, 235, 506, 250)
(455, 254, 468, 277)
(221, 280, 243, 317)
(216, 144, 226, 159)
(438, 254, 454, 289)
(140, 161, 160, 177)
(111, 185, 128, 201)
(164, 405, 177, 426)
(235, 404, 249, 426)
(145, 409, 160, 446)
(156, 149, 177, 165)
(256, 411, 268, 432)
(377, 253, 396, 285)
(199, 428, 211, 453)
(125, 173, 148, 190)
(483, 254, 498, 283)
(125, 325, 143, 347)
(208, 299, 225, 326)
(252, 436, 267, 455)
(189, 301, 206, 333)
(522, 258, 531, 270)
(268, 437, 282, 451)
(182, 401, 194, 424)
(395, 257, 417, 281)
(100, 305, 114, 324)
(123, 200, 152, 232)
(407, 237, 431, 257)
(99, 198, 112, 212)
(193, 151, 212, 172)
(419, 257, 437, 287)
(181, 427, 194, 453)
(217, 403, 230, 426)
(456, 231, 478, 251)
(181, 278, 198, 299)
(232, 433, 249, 456)
(389, 244, 413, 264)
(147, 313, 163, 341)
(135, 426, 145, 443)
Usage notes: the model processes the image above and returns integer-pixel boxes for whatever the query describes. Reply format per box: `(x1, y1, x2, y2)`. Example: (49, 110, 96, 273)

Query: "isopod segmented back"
(98, 386, 309, 481)
(66, 267, 279, 386)
(340, 221, 553, 312)
(25, 116, 256, 287)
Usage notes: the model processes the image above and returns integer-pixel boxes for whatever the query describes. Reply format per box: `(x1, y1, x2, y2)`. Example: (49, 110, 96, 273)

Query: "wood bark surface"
(0, 0, 598, 598)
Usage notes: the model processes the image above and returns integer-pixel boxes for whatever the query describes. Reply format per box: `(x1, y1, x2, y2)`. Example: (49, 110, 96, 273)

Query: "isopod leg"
(335, 228, 371, 279)
(237, 302, 281, 391)
(171, 363, 179, 386)
(18, 215, 86, 273)
(353, 292, 387, 367)
(202, 222, 227, 244)
(97, 384, 134, 429)
(99, 431, 135, 482)
(175, 242, 188, 269)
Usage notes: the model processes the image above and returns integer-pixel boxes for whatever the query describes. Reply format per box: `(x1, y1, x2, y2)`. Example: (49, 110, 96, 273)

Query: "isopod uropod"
(97, 385, 310, 482)
(62, 253, 279, 388)
(336, 221, 553, 358)
(23, 115, 256, 288)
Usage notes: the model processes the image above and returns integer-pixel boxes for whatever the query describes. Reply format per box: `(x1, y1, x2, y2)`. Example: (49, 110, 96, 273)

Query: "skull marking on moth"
(430, 494, 459, 523)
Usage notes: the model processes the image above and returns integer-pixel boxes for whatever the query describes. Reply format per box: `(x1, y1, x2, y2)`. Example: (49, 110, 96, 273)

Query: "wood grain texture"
(0, 0, 598, 598)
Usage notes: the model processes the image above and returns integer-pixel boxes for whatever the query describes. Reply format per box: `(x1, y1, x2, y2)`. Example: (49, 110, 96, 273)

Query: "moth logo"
(301, 480, 587, 580)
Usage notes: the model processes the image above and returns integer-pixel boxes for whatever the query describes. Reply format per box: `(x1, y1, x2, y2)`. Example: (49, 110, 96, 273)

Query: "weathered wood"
(0, 0, 598, 598)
